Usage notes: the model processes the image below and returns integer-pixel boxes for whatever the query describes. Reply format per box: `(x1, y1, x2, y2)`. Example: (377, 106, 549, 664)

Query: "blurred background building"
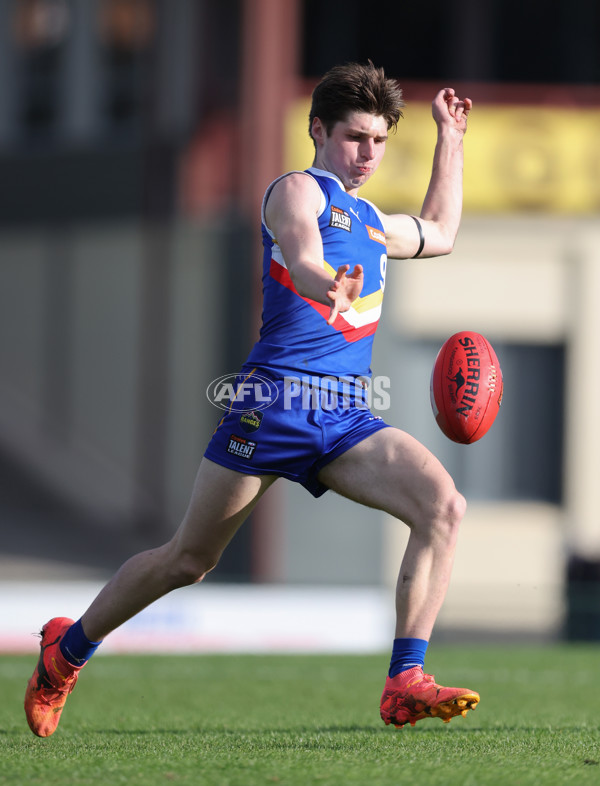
(0, 0, 599, 646)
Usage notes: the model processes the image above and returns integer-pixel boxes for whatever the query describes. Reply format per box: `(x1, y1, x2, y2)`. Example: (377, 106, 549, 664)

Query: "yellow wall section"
(285, 98, 600, 214)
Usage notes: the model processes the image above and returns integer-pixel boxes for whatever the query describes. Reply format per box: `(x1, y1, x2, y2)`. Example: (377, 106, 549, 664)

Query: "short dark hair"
(309, 61, 404, 142)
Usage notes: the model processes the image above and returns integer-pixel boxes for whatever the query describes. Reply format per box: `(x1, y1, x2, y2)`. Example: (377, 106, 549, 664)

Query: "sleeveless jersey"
(244, 167, 388, 379)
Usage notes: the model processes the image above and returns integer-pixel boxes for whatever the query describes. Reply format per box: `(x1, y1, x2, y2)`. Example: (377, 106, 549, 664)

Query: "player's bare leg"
(318, 427, 463, 638)
(81, 460, 276, 641)
(317, 427, 480, 727)
(25, 460, 276, 736)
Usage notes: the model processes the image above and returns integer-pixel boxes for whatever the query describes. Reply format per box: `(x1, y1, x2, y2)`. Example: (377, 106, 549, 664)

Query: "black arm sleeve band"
(410, 216, 425, 258)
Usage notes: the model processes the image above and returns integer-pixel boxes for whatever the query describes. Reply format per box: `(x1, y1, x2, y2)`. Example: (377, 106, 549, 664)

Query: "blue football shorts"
(204, 368, 390, 497)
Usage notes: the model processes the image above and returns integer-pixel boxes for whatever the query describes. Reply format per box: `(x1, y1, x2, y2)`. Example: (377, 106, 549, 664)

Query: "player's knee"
(449, 487, 467, 525)
(432, 486, 466, 543)
(167, 548, 220, 589)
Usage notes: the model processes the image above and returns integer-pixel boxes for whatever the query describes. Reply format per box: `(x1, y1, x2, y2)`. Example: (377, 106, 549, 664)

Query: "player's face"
(311, 111, 388, 195)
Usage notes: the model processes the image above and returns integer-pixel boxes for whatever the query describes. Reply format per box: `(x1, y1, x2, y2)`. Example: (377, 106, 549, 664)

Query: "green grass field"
(1, 644, 599, 786)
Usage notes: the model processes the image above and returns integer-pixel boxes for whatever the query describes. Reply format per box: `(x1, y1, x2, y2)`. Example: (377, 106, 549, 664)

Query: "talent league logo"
(206, 373, 279, 411)
(329, 206, 352, 232)
(227, 435, 257, 460)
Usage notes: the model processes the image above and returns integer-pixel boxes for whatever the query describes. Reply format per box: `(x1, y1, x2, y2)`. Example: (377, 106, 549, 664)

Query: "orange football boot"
(24, 617, 84, 737)
(380, 666, 480, 728)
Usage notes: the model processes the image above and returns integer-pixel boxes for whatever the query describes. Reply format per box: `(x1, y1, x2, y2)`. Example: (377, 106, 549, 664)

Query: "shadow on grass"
(7, 723, 596, 740)
(85, 722, 489, 736)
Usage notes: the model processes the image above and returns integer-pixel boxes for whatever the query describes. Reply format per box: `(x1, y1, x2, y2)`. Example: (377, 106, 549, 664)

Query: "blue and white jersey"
(244, 167, 388, 379)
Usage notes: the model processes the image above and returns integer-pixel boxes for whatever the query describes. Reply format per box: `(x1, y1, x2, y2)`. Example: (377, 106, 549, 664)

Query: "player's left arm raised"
(379, 88, 472, 260)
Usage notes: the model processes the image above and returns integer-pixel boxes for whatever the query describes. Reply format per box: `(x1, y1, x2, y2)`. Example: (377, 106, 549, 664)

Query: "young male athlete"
(25, 62, 478, 737)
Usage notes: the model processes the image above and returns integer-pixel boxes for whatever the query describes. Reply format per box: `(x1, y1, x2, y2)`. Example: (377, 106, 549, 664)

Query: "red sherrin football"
(430, 331, 503, 444)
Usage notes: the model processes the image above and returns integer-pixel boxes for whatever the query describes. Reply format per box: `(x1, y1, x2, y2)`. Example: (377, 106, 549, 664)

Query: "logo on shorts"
(227, 435, 257, 460)
(206, 373, 279, 411)
(329, 206, 352, 232)
(239, 409, 263, 433)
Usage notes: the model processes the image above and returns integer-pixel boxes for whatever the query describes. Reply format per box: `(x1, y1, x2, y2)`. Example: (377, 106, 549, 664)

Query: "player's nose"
(360, 138, 376, 160)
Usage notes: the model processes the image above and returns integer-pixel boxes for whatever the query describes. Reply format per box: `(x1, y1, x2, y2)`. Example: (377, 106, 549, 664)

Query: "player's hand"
(326, 264, 364, 325)
(432, 88, 472, 135)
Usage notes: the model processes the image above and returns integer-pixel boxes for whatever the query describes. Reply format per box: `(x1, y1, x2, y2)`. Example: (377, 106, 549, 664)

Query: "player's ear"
(311, 117, 326, 146)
